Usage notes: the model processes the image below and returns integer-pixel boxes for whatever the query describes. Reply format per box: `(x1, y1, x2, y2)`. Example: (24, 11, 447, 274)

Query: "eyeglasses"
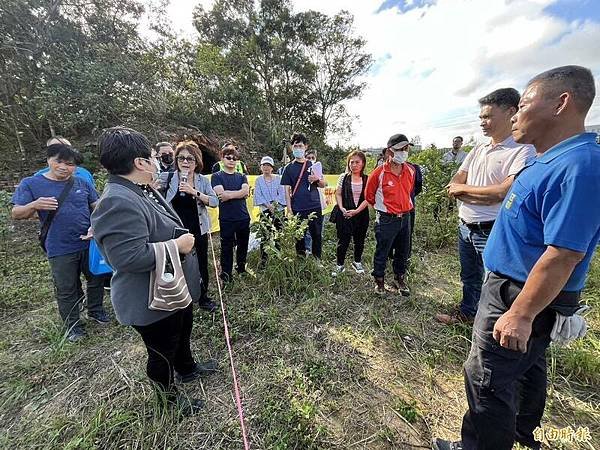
(177, 156, 195, 163)
(224, 156, 238, 161)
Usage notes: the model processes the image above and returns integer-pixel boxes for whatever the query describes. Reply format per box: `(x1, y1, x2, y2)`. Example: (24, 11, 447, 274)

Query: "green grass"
(0, 198, 598, 449)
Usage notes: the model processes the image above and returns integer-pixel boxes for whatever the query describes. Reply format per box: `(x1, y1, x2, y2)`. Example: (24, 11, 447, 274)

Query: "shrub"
(410, 148, 460, 249)
(252, 210, 327, 296)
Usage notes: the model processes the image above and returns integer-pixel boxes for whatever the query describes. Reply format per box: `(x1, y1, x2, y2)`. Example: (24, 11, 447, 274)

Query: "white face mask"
(392, 150, 408, 165)
(140, 158, 160, 183)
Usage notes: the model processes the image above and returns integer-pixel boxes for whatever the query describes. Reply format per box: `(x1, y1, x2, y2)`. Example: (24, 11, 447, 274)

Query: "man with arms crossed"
(436, 88, 535, 325)
(433, 66, 600, 449)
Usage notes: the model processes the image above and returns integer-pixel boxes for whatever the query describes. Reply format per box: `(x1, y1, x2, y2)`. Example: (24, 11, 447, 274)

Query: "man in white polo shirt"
(436, 88, 536, 325)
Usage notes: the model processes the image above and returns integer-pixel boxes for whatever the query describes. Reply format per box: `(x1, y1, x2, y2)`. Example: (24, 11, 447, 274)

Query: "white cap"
(260, 156, 275, 166)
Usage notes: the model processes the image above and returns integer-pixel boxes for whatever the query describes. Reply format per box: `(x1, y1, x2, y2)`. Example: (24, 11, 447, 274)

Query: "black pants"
(194, 232, 209, 300)
(294, 208, 323, 258)
(372, 212, 411, 278)
(219, 219, 250, 279)
(461, 273, 577, 450)
(132, 304, 196, 392)
(335, 213, 369, 265)
(48, 249, 105, 329)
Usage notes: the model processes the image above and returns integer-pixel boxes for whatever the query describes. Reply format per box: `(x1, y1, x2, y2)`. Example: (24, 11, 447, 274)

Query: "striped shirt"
(253, 175, 286, 212)
(365, 162, 415, 214)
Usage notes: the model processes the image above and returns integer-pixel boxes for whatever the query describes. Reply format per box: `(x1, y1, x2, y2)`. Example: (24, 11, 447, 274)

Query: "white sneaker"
(351, 261, 365, 274)
(331, 265, 345, 276)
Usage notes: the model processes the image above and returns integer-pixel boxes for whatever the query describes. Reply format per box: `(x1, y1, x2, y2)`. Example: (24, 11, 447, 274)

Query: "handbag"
(148, 239, 192, 311)
(329, 204, 340, 224)
(38, 177, 75, 252)
(88, 239, 113, 275)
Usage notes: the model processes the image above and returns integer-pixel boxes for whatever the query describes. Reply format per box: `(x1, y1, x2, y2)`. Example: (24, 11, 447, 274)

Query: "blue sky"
(544, 0, 600, 23)
(167, 0, 600, 147)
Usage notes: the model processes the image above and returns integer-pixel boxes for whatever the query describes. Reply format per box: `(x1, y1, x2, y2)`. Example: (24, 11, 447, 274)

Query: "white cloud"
(164, 0, 600, 147)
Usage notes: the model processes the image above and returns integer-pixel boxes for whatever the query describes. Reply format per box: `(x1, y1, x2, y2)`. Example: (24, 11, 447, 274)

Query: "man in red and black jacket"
(365, 133, 416, 295)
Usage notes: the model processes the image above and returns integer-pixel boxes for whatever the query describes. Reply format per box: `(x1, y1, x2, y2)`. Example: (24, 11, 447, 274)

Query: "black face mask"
(160, 154, 174, 165)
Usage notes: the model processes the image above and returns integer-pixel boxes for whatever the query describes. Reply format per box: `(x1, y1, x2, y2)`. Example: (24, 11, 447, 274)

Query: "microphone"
(180, 170, 189, 197)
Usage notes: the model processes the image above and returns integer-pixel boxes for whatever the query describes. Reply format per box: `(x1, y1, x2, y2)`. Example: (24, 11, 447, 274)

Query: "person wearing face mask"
(365, 133, 416, 295)
(92, 127, 216, 417)
(155, 142, 176, 173)
(11, 143, 108, 342)
(435, 88, 536, 326)
(304, 149, 327, 255)
(159, 141, 219, 312)
(280, 132, 327, 259)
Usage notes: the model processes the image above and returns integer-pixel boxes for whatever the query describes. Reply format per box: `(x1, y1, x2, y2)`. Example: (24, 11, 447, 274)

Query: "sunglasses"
(177, 156, 195, 163)
(224, 155, 238, 161)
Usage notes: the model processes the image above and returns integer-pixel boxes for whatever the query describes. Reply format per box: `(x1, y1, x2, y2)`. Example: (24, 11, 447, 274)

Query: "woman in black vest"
(331, 150, 370, 276)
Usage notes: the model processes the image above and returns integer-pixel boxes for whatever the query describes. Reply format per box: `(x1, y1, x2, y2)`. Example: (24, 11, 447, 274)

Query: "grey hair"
(528, 65, 595, 114)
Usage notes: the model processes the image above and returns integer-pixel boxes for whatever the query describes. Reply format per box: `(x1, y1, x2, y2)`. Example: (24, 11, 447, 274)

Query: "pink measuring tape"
(208, 232, 251, 450)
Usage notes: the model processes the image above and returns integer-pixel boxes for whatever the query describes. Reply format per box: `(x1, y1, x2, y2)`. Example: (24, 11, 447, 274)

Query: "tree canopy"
(0, 0, 371, 171)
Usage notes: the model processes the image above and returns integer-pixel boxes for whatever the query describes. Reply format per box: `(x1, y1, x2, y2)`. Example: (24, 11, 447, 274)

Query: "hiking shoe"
(176, 360, 219, 383)
(331, 265, 345, 277)
(435, 310, 474, 325)
(172, 394, 205, 417)
(432, 438, 463, 450)
(66, 326, 86, 343)
(219, 272, 232, 284)
(88, 311, 111, 325)
(198, 297, 217, 313)
(392, 274, 410, 296)
(374, 277, 388, 295)
(351, 261, 365, 274)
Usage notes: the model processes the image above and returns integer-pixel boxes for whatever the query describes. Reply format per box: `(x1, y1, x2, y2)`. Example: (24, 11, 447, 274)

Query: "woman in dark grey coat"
(91, 127, 215, 415)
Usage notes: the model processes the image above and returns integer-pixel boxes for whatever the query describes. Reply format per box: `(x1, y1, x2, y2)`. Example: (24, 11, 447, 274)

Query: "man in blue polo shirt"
(35, 137, 96, 187)
(12, 144, 108, 343)
(433, 66, 600, 450)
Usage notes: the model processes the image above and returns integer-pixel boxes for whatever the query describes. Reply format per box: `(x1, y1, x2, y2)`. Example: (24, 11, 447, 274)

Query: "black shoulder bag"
(38, 177, 75, 253)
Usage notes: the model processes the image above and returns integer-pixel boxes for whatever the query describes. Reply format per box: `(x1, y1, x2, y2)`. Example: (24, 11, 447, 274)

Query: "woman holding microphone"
(159, 140, 219, 312)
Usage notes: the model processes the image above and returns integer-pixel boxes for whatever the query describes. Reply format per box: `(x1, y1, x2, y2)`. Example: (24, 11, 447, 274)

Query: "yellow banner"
(207, 174, 340, 232)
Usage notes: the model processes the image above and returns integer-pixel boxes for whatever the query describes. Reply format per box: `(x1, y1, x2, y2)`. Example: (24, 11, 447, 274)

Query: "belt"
(460, 218, 495, 231)
(489, 272, 581, 313)
(377, 210, 406, 218)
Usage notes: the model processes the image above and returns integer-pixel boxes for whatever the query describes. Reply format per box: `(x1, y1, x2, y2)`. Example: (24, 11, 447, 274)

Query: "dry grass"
(0, 216, 598, 450)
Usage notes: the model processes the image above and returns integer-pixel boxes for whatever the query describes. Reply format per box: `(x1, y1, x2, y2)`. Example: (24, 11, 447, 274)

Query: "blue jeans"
(458, 223, 490, 317)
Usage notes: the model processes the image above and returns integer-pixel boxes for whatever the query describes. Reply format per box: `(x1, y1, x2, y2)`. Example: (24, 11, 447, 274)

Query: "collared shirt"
(442, 149, 467, 165)
(11, 175, 98, 257)
(458, 135, 536, 223)
(35, 166, 96, 187)
(484, 133, 600, 291)
(254, 174, 286, 211)
(365, 162, 415, 214)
